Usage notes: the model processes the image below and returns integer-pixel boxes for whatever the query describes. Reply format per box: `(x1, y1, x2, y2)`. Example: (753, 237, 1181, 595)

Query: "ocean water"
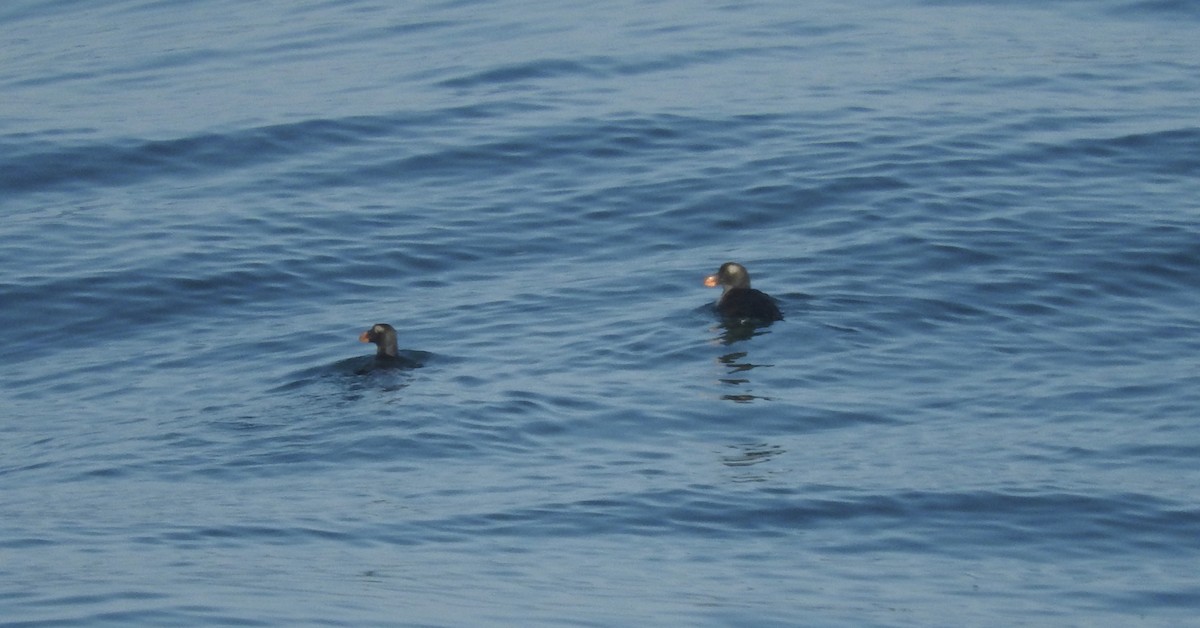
(2, 0, 1199, 625)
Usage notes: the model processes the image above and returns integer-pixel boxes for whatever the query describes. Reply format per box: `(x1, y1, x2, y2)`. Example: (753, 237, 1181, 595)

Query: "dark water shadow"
(703, 320, 776, 402)
(691, 302, 783, 403)
(716, 350, 774, 403)
(271, 350, 433, 394)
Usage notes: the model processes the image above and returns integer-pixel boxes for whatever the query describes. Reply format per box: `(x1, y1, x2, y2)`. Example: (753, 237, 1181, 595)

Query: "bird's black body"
(716, 286, 782, 321)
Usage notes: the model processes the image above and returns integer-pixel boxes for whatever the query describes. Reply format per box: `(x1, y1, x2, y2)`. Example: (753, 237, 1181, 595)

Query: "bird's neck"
(378, 339, 398, 358)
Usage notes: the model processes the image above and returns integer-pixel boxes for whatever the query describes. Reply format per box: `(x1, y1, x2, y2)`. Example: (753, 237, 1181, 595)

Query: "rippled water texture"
(2, 0, 1199, 625)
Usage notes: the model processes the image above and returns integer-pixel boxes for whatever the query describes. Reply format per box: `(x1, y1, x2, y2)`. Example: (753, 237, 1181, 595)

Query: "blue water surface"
(2, 0, 1199, 626)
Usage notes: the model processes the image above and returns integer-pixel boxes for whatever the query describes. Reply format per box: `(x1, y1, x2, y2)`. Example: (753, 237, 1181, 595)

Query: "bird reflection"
(716, 351, 772, 402)
(721, 443, 785, 482)
(714, 320, 772, 345)
(721, 442, 784, 467)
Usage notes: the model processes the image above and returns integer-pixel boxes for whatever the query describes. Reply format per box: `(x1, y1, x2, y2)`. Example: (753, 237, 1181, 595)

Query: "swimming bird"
(359, 323, 399, 358)
(704, 262, 783, 322)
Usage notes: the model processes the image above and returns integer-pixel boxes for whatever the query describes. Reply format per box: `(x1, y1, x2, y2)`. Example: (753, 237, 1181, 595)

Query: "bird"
(704, 262, 783, 322)
(359, 323, 399, 359)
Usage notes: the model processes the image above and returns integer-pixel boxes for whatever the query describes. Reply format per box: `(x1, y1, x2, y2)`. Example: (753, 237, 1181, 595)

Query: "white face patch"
(722, 263, 749, 288)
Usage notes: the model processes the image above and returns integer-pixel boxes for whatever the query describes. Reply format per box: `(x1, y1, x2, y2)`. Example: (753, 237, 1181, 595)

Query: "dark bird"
(359, 323, 399, 358)
(704, 262, 783, 322)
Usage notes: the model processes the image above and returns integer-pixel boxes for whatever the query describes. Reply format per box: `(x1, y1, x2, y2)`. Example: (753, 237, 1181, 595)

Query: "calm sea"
(2, 0, 1198, 626)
